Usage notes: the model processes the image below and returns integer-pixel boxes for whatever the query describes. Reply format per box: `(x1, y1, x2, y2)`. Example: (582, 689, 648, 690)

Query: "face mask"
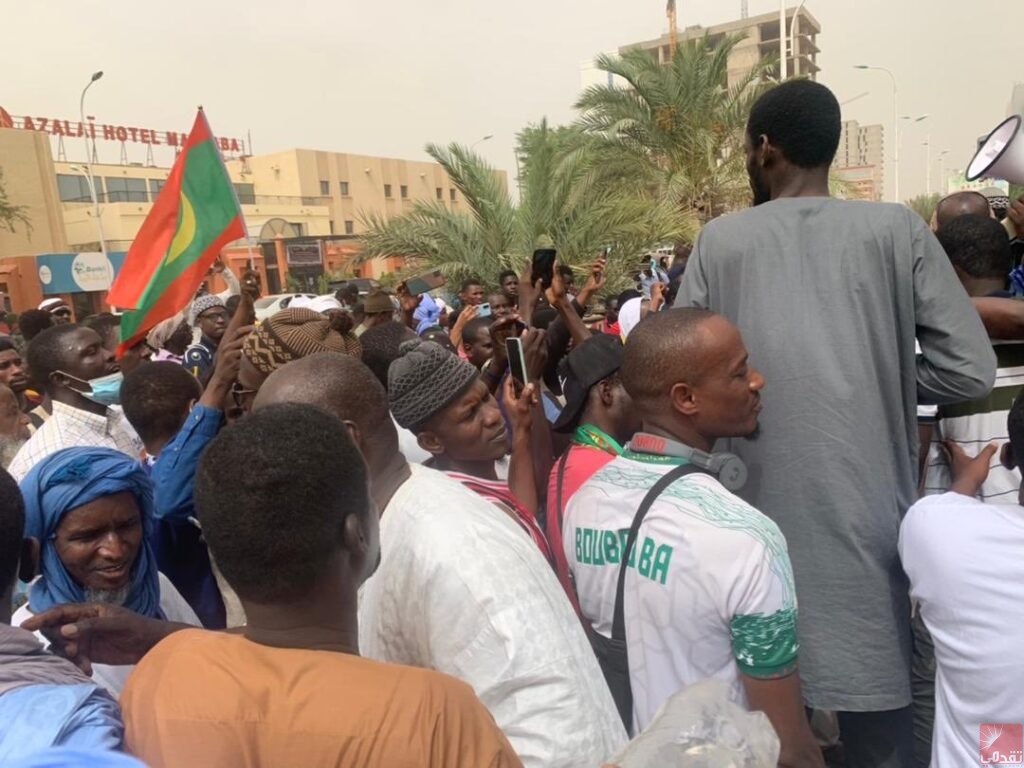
(59, 370, 123, 406)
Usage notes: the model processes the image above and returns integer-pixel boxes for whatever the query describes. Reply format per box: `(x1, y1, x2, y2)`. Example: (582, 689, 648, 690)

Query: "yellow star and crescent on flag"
(164, 191, 197, 266)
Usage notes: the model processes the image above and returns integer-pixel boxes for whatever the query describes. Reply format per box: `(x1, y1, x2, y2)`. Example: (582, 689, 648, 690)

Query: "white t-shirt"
(359, 464, 627, 768)
(392, 415, 431, 464)
(900, 492, 1024, 767)
(564, 452, 799, 732)
(13, 572, 199, 697)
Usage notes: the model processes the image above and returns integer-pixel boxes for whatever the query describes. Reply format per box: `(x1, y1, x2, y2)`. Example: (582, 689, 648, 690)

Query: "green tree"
(905, 192, 941, 224)
(359, 122, 693, 289)
(574, 34, 773, 224)
(0, 168, 31, 236)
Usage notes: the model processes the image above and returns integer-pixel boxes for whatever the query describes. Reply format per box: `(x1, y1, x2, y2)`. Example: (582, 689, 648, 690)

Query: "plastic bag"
(609, 680, 780, 768)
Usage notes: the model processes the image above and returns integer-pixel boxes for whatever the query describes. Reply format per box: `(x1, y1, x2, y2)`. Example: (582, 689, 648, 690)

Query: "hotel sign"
(0, 107, 245, 153)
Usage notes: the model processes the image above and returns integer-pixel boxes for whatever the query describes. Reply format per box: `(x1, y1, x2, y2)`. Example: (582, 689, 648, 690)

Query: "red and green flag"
(110, 109, 246, 352)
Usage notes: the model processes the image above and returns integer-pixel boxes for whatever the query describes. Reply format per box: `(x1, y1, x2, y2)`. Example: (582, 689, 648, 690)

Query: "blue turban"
(19, 447, 163, 618)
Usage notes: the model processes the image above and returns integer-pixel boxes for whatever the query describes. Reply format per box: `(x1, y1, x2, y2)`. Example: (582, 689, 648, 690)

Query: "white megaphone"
(966, 115, 1024, 238)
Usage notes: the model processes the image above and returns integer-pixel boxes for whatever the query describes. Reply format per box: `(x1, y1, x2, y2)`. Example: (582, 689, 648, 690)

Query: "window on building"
(339, 181, 349, 196)
(449, 188, 456, 202)
(319, 180, 330, 195)
(384, 184, 392, 198)
(436, 187, 443, 200)
(149, 178, 166, 200)
(105, 177, 148, 203)
(233, 182, 255, 205)
(289, 222, 305, 237)
(329, 220, 335, 234)
(400, 185, 408, 199)
(56, 174, 93, 202)
(344, 220, 354, 235)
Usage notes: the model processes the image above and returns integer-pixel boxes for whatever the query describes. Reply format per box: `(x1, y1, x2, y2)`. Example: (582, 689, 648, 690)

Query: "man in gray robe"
(675, 79, 995, 768)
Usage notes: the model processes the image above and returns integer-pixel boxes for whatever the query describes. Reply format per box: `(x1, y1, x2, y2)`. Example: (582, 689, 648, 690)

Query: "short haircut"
(26, 324, 85, 395)
(120, 362, 202, 447)
(196, 403, 370, 604)
(1008, 391, 1024, 469)
(462, 316, 491, 344)
(0, 337, 17, 354)
(557, 265, 574, 280)
(0, 467, 24, 593)
(498, 270, 517, 283)
(82, 313, 121, 347)
(18, 310, 53, 343)
(935, 191, 991, 229)
(255, 353, 391, 444)
(360, 321, 418, 388)
(936, 214, 1013, 281)
(747, 79, 841, 169)
(460, 277, 483, 293)
(224, 295, 242, 318)
(622, 308, 716, 406)
(617, 289, 641, 307)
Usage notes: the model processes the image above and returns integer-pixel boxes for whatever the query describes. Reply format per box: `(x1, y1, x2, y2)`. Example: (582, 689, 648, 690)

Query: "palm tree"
(0, 169, 30, 235)
(905, 193, 941, 224)
(575, 33, 773, 223)
(359, 121, 693, 289)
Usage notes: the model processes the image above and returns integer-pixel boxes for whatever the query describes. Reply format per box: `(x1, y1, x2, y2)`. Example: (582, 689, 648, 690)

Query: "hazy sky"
(4, 0, 1022, 202)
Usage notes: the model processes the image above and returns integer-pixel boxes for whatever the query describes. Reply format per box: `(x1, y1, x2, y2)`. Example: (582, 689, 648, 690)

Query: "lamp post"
(854, 65, 899, 203)
(937, 149, 951, 196)
(470, 134, 494, 150)
(788, 0, 807, 78)
(902, 114, 929, 194)
(79, 71, 108, 276)
(779, 0, 788, 80)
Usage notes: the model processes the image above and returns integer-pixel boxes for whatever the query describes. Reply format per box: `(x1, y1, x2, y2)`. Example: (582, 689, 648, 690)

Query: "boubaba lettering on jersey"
(574, 527, 673, 585)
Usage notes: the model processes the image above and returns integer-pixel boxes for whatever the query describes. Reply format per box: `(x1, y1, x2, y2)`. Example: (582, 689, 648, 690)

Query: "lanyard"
(572, 424, 624, 456)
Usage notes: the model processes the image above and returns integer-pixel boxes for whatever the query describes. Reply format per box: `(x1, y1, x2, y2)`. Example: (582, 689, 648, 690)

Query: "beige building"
(833, 120, 885, 201)
(0, 118, 507, 312)
(621, 6, 821, 87)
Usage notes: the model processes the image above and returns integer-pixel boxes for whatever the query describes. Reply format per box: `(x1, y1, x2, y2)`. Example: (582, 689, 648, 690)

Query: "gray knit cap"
(388, 339, 480, 431)
(190, 294, 226, 325)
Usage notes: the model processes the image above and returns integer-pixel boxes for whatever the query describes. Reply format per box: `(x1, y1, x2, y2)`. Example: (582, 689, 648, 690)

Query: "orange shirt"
(121, 629, 522, 768)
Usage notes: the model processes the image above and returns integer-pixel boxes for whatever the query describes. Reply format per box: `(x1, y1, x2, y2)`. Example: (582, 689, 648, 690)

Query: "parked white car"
(253, 293, 317, 321)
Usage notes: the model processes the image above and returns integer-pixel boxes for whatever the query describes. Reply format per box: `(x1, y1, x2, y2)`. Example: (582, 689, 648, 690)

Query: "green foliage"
(0, 168, 31, 236)
(359, 123, 694, 290)
(905, 193, 942, 224)
(575, 33, 773, 223)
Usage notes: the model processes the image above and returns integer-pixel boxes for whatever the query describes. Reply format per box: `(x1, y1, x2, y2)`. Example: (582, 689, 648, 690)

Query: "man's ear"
(757, 135, 780, 168)
(597, 379, 616, 408)
(1001, 442, 1017, 470)
(416, 430, 445, 457)
(18, 538, 39, 584)
(669, 381, 698, 417)
(344, 420, 364, 452)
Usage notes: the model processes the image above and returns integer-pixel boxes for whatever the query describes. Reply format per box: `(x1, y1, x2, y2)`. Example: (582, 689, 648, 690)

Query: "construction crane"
(666, 0, 678, 56)
(741, 0, 749, 18)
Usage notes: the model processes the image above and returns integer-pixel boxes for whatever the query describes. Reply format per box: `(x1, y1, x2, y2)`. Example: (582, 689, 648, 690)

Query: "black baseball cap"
(553, 333, 625, 433)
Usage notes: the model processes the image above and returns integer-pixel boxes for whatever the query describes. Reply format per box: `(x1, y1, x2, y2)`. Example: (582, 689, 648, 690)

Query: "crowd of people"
(0, 78, 1023, 768)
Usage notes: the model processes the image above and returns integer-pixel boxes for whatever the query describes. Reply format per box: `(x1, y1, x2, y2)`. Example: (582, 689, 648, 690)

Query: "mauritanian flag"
(109, 109, 246, 351)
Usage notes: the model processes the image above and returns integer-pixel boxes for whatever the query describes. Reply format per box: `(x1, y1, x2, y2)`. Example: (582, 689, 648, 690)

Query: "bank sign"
(36, 252, 128, 295)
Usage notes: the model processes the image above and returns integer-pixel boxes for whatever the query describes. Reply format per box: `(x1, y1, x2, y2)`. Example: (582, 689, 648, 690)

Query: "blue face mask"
(60, 371, 123, 406)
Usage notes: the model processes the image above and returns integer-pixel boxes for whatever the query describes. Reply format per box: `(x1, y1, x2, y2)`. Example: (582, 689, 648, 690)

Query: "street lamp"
(471, 134, 493, 150)
(854, 65, 899, 203)
(937, 149, 951, 196)
(79, 70, 109, 280)
(902, 114, 930, 194)
(788, 0, 807, 78)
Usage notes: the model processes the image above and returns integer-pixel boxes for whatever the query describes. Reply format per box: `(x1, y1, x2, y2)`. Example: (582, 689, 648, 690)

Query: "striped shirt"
(923, 341, 1024, 501)
(443, 470, 554, 567)
(8, 401, 143, 482)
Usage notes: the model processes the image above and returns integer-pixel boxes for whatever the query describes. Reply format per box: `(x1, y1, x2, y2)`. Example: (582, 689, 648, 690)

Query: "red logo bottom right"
(981, 724, 1023, 764)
